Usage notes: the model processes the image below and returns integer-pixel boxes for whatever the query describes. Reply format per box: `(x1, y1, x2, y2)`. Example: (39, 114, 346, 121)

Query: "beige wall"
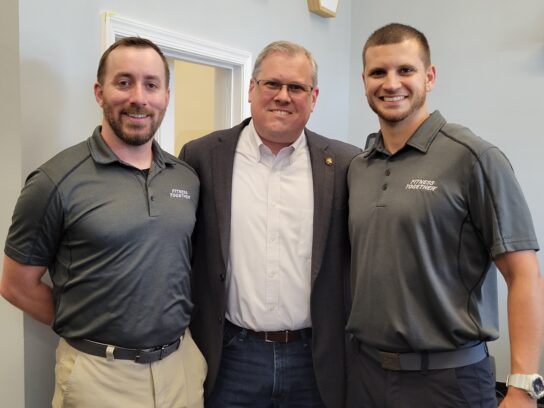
(174, 60, 216, 154)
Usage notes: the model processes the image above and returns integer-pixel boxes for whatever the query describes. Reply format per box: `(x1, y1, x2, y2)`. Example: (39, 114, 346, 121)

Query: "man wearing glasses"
(180, 41, 360, 407)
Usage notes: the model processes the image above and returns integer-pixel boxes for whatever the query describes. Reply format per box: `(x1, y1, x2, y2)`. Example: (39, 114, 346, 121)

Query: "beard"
(368, 88, 427, 124)
(102, 103, 165, 147)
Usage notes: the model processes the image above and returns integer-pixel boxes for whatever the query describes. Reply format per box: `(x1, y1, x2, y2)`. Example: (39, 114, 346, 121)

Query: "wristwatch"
(506, 373, 544, 399)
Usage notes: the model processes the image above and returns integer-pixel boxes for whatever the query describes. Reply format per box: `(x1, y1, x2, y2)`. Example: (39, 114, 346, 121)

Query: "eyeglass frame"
(253, 78, 315, 96)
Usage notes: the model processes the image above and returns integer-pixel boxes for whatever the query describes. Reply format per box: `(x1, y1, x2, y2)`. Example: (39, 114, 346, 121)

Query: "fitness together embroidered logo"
(405, 179, 438, 192)
(169, 188, 191, 199)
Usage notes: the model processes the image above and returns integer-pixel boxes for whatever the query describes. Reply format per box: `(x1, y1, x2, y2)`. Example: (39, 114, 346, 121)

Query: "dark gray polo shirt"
(5, 127, 199, 348)
(347, 111, 539, 352)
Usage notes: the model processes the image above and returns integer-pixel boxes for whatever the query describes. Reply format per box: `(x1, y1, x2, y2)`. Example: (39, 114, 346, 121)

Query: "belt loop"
(106, 345, 115, 362)
(239, 327, 248, 340)
(421, 351, 429, 375)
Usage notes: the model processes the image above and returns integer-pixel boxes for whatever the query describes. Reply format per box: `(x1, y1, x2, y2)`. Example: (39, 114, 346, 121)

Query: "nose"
(273, 84, 291, 102)
(383, 73, 401, 90)
(129, 83, 147, 106)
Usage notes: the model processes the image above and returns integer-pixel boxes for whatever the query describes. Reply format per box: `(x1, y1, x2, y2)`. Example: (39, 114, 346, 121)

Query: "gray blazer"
(179, 118, 361, 408)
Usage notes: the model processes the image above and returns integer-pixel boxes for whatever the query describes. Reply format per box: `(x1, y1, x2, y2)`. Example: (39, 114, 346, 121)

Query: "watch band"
(506, 373, 544, 399)
(507, 374, 531, 389)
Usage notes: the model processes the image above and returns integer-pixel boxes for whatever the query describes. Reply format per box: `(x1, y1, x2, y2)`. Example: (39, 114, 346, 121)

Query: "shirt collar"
(241, 119, 306, 166)
(363, 110, 447, 158)
(87, 126, 175, 169)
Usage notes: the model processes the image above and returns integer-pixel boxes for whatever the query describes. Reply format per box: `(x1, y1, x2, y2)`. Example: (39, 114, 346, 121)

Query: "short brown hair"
(253, 40, 318, 87)
(363, 23, 431, 68)
(96, 37, 170, 86)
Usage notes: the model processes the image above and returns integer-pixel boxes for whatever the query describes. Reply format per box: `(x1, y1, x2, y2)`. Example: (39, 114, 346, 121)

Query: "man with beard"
(0, 37, 205, 407)
(346, 23, 543, 408)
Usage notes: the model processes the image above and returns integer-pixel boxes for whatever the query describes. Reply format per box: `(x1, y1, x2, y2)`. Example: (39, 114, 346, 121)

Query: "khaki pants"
(52, 329, 206, 408)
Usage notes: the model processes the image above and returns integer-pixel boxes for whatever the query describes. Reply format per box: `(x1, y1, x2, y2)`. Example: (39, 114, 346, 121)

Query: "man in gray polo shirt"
(0, 37, 205, 407)
(347, 23, 543, 408)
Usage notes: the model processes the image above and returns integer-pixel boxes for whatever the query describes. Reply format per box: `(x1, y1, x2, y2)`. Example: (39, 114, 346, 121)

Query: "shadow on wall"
(18, 58, 64, 407)
(24, 315, 57, 407)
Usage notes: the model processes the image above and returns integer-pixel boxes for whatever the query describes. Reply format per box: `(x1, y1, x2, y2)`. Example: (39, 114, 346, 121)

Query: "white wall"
(348, 0, 544, 381)
(0, 0, 24, 406)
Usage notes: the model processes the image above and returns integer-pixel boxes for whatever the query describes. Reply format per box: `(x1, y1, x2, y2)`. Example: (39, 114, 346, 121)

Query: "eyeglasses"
(254, 79, 314, 96)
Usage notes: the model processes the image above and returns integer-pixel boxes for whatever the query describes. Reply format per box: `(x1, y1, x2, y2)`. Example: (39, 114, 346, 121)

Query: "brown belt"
(227, 320, 311, 343)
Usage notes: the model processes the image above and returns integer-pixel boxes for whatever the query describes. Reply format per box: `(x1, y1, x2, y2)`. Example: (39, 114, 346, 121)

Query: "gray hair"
(252, 41, 318, 87)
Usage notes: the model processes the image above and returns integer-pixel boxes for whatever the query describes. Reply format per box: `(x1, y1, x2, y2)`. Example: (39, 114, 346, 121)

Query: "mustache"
(122, 108, 153, 116)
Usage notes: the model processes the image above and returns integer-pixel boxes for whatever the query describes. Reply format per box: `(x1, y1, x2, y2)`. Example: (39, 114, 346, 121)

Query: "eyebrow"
(112, 72, 163, 82)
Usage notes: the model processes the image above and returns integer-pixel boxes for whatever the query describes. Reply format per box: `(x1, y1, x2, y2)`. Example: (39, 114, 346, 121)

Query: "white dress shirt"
(226, 120, 314, 331)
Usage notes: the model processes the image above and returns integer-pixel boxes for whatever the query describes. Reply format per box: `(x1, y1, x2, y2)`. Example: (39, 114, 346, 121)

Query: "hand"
(499, 387, 537, 408)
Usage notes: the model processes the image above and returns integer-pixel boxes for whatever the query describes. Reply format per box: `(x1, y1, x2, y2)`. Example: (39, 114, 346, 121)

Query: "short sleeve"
(4, 169, 64, 266)
(467, 146, 539, 257)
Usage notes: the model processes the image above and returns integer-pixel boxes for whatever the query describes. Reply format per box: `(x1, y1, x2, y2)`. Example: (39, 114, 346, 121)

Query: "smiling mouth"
(380, 96, 406, 102)
(269, 109, 292, 116)
(124, 112, 150, 119)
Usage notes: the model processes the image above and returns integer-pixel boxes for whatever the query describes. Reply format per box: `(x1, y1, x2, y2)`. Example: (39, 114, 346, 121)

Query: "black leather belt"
(66, 337, 181, 364)
(227, 320, 311, 343)
(358, 341, 488, 371)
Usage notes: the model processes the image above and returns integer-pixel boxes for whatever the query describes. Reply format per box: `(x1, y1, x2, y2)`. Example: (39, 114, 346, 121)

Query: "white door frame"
(101, 13, 252, 154)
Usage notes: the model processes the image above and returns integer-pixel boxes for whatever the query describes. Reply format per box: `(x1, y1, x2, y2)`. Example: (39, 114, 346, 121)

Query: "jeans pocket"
(222, 323, 242, 348)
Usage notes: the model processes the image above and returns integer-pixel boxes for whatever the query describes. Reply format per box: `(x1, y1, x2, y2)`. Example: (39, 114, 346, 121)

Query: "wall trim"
(101, 12, 251, 153)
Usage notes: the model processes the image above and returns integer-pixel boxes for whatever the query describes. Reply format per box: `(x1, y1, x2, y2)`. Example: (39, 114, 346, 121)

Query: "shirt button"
(385, 169, 391, 176)
(150, 196, 155, 201)
(219, 273, 225, 282)
(382, 184, 388, 191)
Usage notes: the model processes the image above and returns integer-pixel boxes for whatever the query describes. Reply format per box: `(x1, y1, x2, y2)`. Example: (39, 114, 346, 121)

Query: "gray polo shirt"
(5, 127, 199, 348)
(347, 111, 539, 352)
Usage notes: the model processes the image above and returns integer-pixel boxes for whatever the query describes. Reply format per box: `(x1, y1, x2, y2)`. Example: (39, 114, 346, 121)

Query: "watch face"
(534, 376, 544, 395)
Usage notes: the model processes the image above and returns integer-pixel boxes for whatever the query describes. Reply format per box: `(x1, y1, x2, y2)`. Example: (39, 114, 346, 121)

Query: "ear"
(94, 82, 104, 107)
(425, 64, 436, 92)
(310, 86, 319, 112)
(248, 78, 256, 103)
(165, 87, 171, 106)
(361, 71, 370, 98)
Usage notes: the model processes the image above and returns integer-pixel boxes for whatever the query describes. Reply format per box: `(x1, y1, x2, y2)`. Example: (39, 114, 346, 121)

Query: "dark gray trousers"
(346, 341, 497, 408)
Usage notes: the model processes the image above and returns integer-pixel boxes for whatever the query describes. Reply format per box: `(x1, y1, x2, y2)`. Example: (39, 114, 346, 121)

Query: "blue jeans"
(205, 322, 325, 408)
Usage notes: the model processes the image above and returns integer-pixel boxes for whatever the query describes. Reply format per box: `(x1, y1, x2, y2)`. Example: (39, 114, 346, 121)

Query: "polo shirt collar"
(88, 126, 174, 169)
(363, 110, 447, 158)
(243, 119, 304, 165)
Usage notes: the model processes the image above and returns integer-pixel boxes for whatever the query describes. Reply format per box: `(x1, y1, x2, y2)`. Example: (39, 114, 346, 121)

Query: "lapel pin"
(325, 157, 333, 166)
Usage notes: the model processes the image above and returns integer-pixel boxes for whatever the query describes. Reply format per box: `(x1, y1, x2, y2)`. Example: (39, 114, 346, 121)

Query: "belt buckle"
(379, 351, 402, 370)
(158, 344, 168, 360)
(264, 331, 289, 343)
(134, 346, 155, 363)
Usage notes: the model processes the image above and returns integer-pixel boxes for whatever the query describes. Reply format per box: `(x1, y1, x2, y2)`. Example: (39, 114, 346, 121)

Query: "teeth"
(127, 113, 148, 118)
(271, 110, 290, 116)
(383, 96, 405, 102)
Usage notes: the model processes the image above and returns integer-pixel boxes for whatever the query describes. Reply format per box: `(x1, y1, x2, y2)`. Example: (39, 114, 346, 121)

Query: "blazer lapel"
(307, 130, 335, 286)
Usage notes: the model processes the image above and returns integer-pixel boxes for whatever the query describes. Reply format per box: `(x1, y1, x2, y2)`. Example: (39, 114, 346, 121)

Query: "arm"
(495, 250, 544, 408)
(0, 255, 54, 325)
